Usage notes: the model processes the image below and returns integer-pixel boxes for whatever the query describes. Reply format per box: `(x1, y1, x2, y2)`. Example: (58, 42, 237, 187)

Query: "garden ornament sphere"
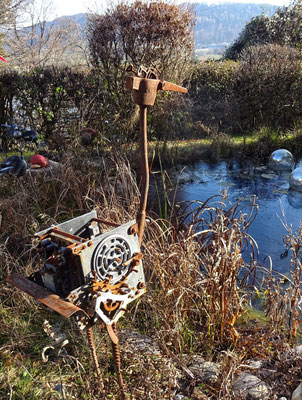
(268, 149, 294, 171)
(30, 154, 48, 168)
(0, 156, 27, 177)
(289, 167, 302, 192)
(22, 129, 38, 142)
(287, 189, 302, 209)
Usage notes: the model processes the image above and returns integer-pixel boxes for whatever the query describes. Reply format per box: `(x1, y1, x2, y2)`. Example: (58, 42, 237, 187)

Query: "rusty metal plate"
(6, 272, 87, 319)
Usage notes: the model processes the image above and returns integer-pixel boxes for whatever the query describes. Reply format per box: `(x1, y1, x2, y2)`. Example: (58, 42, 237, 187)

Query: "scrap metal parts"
(7, 210, 145, 329)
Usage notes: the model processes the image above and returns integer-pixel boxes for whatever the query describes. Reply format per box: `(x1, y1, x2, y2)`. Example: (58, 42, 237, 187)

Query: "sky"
(51, 0, 291, 18)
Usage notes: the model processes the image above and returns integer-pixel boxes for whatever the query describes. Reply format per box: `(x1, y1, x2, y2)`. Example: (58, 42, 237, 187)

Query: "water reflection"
(164, 159, 302, 274)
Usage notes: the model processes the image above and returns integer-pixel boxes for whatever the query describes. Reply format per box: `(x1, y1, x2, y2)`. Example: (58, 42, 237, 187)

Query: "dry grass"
(0, 150, 301, 399)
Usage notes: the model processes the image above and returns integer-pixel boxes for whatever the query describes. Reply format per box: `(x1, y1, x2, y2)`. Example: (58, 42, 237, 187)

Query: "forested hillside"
(194, 3, 277, 47)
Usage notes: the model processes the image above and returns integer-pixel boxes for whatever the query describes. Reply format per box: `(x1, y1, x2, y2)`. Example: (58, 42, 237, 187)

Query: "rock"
(240, 359, 276, 380)
(258, 368, 276, 379)
(120, 330, 161, 355)
(188, 356, 220, 384)
(174, 394, 186, 400)
(281, 345, 302, 361)
(54, 383, 65, 395)
(232, 372, 271, 400)
(241, 360, 264, 370)
(27, 159, 60, 175)
(254, 166, 267, 173)
(292, 382, 302, 400)
(261, 173, 278, 179)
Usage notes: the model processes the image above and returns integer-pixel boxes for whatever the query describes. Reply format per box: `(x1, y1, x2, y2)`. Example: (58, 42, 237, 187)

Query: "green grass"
(0, 150, 35, 163)
(146, 126, 302, 166)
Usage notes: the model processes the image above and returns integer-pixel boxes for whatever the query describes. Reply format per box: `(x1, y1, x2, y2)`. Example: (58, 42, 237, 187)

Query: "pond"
(151, 158, 302, 276)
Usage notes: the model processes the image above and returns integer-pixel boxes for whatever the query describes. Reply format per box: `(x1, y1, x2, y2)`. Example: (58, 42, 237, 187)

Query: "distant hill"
(194, 3, 277, 48)
(34, 3, 280, 57)
(52, 13, 87, 29)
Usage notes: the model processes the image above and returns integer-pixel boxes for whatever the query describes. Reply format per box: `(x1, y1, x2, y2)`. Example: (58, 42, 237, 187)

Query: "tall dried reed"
(264, 220, 302, 339)
(140, 194, 259, 353)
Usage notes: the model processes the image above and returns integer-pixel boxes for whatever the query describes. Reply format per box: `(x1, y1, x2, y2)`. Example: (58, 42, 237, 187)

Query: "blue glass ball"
(289, 167, 302, 192)
(268, 149, 294, 171)
(288, 189, 302, 208)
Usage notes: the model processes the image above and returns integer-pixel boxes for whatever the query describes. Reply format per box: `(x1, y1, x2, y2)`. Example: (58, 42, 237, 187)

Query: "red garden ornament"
(30, 154, 48, 168)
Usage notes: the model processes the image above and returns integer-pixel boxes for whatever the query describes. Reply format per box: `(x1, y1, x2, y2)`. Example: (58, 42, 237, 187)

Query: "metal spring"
(111, 322, 125, 398)
(87, 327, 104, 389)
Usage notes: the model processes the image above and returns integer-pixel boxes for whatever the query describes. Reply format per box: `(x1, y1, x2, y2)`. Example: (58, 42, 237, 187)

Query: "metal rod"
(137, 105, 149, 247)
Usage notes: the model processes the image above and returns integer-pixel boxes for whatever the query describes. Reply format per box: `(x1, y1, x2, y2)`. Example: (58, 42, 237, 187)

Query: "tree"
(0, 0, 28, 57)
(224, 15, 271, 60)
(87, 0, 195, 113)
(268, 1, 302, 50)
(224, 1, 302, 60)
(5, 0, 85, 69)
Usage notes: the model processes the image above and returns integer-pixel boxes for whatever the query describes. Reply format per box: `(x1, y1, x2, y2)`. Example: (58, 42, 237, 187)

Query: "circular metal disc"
(92, 235, 132, 283)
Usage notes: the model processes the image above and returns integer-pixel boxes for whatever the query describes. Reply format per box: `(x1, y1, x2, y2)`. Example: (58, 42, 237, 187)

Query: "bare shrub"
(0, 67, 109, 144)
(88, 0, 195, 85)
(189, 60, 238, 134)
(232, 44, 302, 131)
(87, 0, 195, 136)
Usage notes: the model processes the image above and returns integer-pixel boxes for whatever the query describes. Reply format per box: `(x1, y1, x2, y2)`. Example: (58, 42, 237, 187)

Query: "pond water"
(152, 159, 302, 276)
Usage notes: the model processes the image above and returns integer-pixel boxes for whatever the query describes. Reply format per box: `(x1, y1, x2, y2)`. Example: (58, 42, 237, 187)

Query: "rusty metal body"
(7, 210, 145, 330)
